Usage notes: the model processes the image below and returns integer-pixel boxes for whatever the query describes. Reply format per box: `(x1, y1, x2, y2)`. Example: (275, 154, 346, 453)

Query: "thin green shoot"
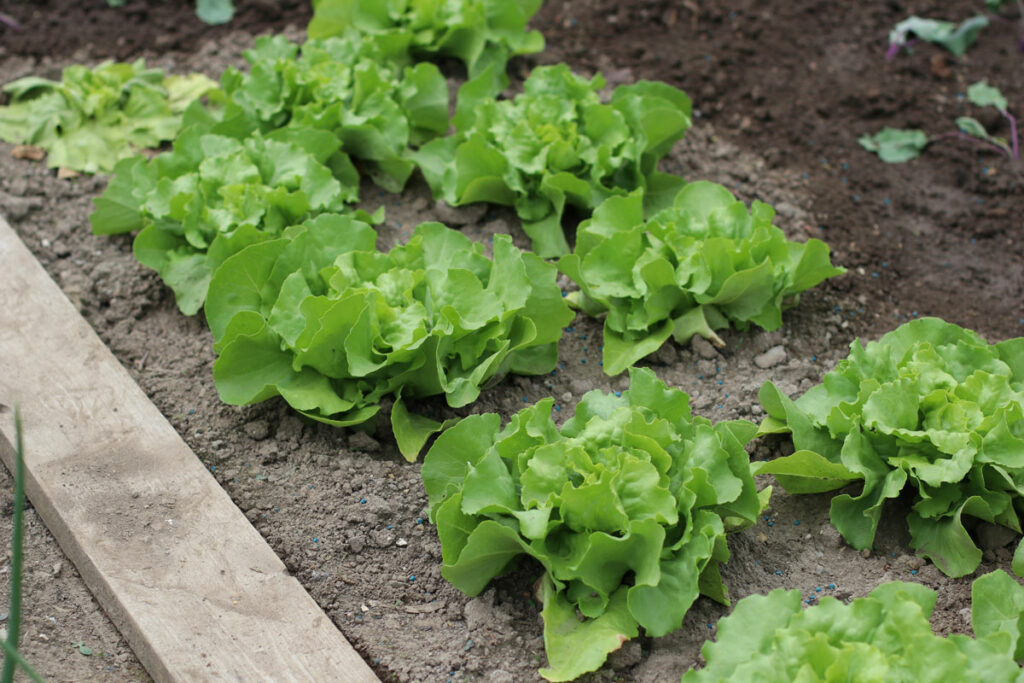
(0, 408, 46, 683)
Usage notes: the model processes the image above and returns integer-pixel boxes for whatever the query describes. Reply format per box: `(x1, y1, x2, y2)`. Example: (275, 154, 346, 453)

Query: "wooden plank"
(0, 216, 379, 683)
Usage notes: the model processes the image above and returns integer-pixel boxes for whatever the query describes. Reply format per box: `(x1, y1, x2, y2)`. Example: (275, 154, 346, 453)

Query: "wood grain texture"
(0, 216, 379, 683)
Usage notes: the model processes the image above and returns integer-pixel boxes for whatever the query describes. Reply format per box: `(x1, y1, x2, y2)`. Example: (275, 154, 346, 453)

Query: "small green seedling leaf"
(956, 117, 1011, 153)
(968, 80, 1009, 112)
(889, 15, 990, 57)
(196, 0, 235, 25)
(858, 128, 929, 163)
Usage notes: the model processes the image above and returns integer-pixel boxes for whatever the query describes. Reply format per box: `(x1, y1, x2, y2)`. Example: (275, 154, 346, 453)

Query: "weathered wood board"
(0, 215, 379, 683)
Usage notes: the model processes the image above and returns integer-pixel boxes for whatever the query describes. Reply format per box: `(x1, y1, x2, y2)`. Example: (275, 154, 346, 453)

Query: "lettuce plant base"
(2, 2, 1023, 682)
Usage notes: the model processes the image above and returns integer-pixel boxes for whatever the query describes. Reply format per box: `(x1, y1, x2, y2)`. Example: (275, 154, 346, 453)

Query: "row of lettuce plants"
(71, 1, 845, 467)
(3, 1, 1023, 680)
(423, 318, 1024, 679)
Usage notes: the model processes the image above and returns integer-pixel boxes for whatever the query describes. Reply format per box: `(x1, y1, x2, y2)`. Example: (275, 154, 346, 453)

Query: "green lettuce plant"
(558, 182, 845, 375)
(972, 568, 1024, 661)
(205, 215, 572, 460)
(308, 0, 544, 86)
(90, 119, 362, 315)
(683, 575, 1024, 681)
(756, 318, 1024, 577)
(89, 33, 450, 315)
(421, 367, 766, 681)
(214, 35, 450, 192)
(0, 59, 216, 173)
(413, 64, 693, 258)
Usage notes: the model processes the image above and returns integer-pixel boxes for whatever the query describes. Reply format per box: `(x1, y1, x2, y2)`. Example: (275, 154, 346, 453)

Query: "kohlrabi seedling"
(860, 80, 1018, 162)
(887, 1, 1024, 58)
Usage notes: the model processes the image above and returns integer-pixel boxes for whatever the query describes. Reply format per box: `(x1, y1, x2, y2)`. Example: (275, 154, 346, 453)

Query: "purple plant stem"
(1000, 109, 1019, 159)
(932, 131, 1012, 158)
(0, 12, 21, 31)
(886, 37, 919, 60)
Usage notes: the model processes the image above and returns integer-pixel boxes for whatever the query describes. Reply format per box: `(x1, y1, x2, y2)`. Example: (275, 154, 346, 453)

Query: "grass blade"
(1, 408, 45, 683)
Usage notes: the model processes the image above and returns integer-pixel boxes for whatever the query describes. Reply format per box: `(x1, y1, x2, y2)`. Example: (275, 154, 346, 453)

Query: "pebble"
(348, 432, 380, 453)
(243, 419, 270, 441)
(569, 378, 589, 395)
(754, 345, 787, 369)
(488, 671, 515, 683)
(691, 336, 719, 360)
(774, 201, 800, 218)
(818, 526, 843, 548)
(0, 191, 42, 220)
(434, 200, 487, 226)
(464, 595, 493, 631)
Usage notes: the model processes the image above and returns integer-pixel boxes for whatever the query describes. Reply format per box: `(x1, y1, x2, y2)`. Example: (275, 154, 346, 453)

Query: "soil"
(1, 1, 1023, 682)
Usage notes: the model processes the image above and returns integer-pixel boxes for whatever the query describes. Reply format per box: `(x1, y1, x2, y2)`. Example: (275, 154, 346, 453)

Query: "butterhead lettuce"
(421, 367, 765, 681)
(308, 0, 544, 87)
(205, 215, 572, 460)
(215, 34, 450, 192)
(756, 318, 1024, 577)
(90, 120, 360, 315)
(0, 59, 216, 173)
(413, 64, 693, 258)
(90, 33, 450, 314)
(558, 182, 845, 375)
(684, 577, 1023, 681)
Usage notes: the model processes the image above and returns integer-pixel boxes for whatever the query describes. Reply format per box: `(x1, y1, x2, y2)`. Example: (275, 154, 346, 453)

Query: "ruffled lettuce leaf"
(206, 216, 572, 460)
(90, 34, 450, 314)
(214, 34, 449, 192)
(972, 569, 1024, 661)
(90, 120, 361, 315)
(421, 367, 765, 681)
(0, 59, 216, 173)
(756, 318, 1024, 577)
(558, 181, 845, 374)
(684, 577, 1023, 681)
(414, 64, 692, 258)
(308, 0, 544, 85)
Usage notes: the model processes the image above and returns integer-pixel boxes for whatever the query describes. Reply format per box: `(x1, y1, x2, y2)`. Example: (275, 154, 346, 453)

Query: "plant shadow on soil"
(1, 1, 1022, 681)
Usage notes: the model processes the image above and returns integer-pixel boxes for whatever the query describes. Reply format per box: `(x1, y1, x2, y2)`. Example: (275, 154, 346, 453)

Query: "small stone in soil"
(754, 345, 787, 369)
(691, 336, 719, 360)
(348, 432, 380, 453)
(243, 419, 270, 441)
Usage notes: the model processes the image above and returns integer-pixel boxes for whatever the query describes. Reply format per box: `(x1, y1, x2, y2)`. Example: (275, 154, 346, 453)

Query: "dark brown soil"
(0, 0, 311, 60)
(1, 1, 1023, 682)
(535, 0, 1024, 341)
